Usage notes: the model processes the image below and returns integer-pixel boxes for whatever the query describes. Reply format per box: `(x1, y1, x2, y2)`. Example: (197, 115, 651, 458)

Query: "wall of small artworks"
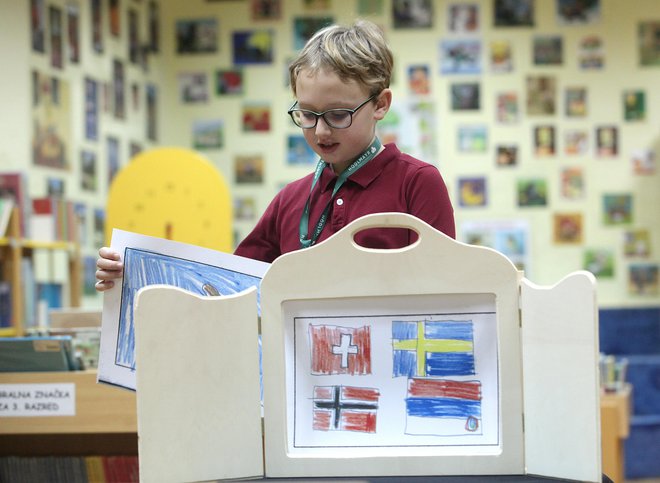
(6, 0, 660, 308)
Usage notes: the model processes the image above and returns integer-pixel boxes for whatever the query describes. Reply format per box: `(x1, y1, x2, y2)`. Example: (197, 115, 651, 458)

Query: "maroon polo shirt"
(234, 143, 455, 263)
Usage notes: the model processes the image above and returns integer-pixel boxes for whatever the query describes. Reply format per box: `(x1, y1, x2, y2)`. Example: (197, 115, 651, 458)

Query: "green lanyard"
(299, 138, 382, 249)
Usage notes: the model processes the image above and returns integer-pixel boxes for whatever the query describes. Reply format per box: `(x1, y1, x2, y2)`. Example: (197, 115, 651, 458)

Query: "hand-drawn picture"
(313, 385, 380, 433)
(116, 248, 263, 370)
(292, 304, 498, 449)
(405, 378, 482, 436)
(392, 320, 475, 377)
(309, 325, 371, 375)
(98, 230, 270, 391)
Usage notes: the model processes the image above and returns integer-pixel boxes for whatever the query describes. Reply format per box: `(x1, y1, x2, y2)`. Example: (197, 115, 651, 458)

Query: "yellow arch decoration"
(106, 147, 233, 252)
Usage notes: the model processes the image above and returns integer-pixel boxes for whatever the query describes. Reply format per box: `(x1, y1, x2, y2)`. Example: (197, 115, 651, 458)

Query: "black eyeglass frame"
(287, 95, 377, 129)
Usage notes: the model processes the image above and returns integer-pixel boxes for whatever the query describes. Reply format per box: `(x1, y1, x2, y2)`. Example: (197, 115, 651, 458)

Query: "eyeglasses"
(287, 95, 376, 129)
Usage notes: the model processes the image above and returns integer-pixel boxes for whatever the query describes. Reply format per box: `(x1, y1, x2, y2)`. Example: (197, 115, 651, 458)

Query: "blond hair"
(289, 20, 393, 97)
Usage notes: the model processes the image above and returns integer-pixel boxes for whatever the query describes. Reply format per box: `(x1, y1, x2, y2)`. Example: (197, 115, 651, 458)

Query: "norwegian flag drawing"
(309, 324, 371, 375)
(313, 385, 380, 433)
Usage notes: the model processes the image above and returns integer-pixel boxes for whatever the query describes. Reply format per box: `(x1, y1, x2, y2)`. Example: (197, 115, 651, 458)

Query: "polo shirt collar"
(319, 143, 398, 192)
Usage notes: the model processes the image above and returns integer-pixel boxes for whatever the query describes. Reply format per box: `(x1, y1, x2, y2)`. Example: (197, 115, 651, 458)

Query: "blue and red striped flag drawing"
(312, 385, 380, 433)
(392, 320, 475, 378)
(405, 378, 482, 435)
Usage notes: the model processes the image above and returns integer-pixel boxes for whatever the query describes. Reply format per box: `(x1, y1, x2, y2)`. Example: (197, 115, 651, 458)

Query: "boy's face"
(294, 68, 390, 173)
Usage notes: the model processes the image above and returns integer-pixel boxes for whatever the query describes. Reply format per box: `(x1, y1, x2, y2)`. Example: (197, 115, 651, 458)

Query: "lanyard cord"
(299, 138, 382, 249)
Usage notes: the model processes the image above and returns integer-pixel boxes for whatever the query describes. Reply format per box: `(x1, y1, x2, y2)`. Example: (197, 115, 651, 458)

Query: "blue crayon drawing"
(392, 320, 475, 378)
(405, 378, 482, 436)
(115, 248, 262, 369)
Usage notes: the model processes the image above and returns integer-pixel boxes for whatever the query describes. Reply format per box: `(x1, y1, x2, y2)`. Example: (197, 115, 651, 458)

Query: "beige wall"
(1, 0, 658, 308)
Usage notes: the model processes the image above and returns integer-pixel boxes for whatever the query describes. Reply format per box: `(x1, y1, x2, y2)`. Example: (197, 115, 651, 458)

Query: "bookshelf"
(0, 370, 137, 456)
(0, 207, 81, 336)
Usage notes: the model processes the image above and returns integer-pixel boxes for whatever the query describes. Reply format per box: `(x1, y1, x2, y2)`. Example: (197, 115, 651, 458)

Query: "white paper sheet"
(97, 229, 270, 390)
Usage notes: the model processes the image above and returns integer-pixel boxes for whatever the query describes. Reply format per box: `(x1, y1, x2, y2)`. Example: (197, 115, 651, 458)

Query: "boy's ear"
(374, 89, 392, 120)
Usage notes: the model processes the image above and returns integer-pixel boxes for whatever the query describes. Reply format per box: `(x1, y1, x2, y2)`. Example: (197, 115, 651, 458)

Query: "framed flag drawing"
(261, 213, 525, 476)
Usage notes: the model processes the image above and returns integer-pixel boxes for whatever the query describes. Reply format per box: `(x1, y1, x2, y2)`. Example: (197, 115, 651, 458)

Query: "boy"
(95, 20, 454, 289)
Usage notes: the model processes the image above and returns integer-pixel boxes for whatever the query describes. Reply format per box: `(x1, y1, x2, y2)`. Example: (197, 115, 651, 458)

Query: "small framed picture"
(517, 178, 548, 207)
(553, 213, 583, 244)
(602, 193, 632, 225)
(234, 155, 264, 184)
(628, 264, 659, 295)
(583, 249, 614, 278)
(176, 18, 218, 54)
(457, 177, 487, 207)
(595, 125, 618, 157)
(451, 82, 480, 110)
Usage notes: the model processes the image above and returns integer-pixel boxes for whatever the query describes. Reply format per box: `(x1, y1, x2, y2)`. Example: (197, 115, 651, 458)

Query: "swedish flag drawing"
(392, 320, 475, 377)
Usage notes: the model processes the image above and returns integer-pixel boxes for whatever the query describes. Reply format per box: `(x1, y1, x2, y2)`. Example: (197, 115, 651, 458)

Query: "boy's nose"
(314, 116, 332, 135)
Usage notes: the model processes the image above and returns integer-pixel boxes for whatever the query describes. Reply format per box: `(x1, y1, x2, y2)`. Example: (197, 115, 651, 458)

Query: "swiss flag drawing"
(308, 324, 371, 375)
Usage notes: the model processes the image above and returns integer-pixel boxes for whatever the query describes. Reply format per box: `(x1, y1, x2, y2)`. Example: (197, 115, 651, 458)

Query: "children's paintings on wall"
(553, 212, 583, 244)
(66, 3, 80, 64)
(32, 70, 71, 170)
(31, 0, 46, 53)
(460, 219, 530, 273)
(235, 155, 265, 184)
(565, 87, 587, 117)
(458, 177, 487, 208)
(595, 125, 618, 157)
(216, 69, 244, 95)
(440, 40, 482, 75)
(490, 40, 513, 73)
(623, 90, 646, 121)
(392, 0, 434, 29)
(233, 29, 274, 64)
(493, 0, 534, 27)
(292, 17, 333, 50)
(193, 119, 224, 149)
(178, 72, 208, 104)
(287, 294, 499, 449)
(84, 78, 98, 141)
(517, 178, 548, 207)
(526, 75, 556, 116)
(556, 0, 601, 25)
(98, 230, 270, 391)
(451, 82, 480, 111)
(495, 144, 518, 167)
(287, 134, 316, 165)
(533, 35, 563, 66)
(560, 167, 585, 200)
(638, 21, 660, 67)
(602, 194, 632, 225)
(407, 64, 431, 95)
(447, 3, 479, 33)
(377, 100, 438, 165)
(583, 248, 614, 278)
(496, 92, 519, 124)
(176, 18, 218, 54)
(628, 264, 659, 295)
(579, 35, 604, 69)
(49, 5, 63, 69)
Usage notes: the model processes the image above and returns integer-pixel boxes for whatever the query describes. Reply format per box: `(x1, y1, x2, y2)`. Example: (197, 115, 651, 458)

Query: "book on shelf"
(0, 336, 78, 372)
(0, 171, 30, 238)
(30, 196, 77, 243)
(0, 281, 11, 328)
(0, 196, 14, 237)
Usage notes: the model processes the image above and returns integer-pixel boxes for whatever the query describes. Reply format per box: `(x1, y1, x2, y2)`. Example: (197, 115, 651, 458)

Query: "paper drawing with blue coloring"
(97, 229, 270, 390)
